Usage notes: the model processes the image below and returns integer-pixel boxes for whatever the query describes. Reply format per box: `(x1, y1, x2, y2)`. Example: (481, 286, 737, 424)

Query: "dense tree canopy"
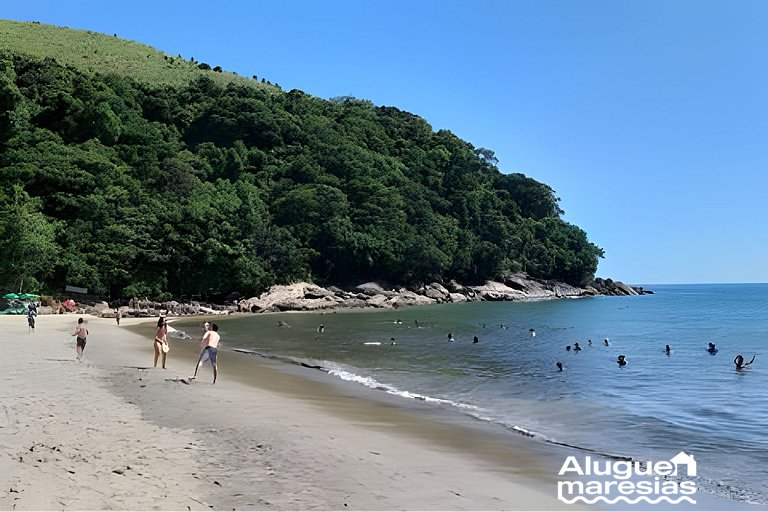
(0, 51, 603, 299)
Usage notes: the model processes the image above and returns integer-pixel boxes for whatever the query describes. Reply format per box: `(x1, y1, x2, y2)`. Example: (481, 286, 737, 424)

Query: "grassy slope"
(0, 19, 274, 91)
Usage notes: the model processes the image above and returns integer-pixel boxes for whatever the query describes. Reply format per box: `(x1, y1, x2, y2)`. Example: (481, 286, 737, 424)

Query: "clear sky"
(4, 0, 768, 284)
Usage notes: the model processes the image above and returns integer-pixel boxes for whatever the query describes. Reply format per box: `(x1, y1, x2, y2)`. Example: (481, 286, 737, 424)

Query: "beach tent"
(18, 293, 40, 300)
(3, 293, 20, 299)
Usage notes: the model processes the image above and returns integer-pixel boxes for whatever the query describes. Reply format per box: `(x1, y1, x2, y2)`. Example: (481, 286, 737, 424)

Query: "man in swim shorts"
(193, 323, 220, 383)
(72, 317, 89, 361)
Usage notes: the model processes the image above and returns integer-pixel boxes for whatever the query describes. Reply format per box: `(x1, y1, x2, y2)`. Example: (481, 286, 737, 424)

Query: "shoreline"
(0, 313, 756, 510)
(0, 314, 567, 510)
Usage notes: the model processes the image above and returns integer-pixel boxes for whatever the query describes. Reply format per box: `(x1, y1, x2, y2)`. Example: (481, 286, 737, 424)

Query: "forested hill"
(0, 20, 604, 300)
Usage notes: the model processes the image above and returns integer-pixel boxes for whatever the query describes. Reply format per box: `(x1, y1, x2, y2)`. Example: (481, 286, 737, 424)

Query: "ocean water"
(174, 284, 768, 504)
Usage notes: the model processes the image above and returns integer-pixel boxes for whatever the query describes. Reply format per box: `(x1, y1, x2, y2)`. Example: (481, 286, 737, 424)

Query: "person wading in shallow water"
(734, 354, 755, 370)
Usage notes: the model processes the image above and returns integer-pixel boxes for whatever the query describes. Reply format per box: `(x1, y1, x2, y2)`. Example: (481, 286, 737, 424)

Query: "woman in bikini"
(154, 316, 168, 369)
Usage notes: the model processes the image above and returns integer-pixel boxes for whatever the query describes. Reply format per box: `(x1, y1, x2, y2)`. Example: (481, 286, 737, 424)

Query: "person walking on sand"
(115, 308, 121, 326)
(72, 317, 89, 361)
(27, 303, 37, 332)
(153, 317, 169, 369)
(193, 322, 221, 383)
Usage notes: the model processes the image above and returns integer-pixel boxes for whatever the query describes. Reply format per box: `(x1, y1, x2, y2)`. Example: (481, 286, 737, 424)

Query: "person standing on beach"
(72, 317, 89, 361)
(153, 317, 169, 369)
(193, 322, 220, 384)
(27, 303, 37, 332)
(115, 308, 121, 326)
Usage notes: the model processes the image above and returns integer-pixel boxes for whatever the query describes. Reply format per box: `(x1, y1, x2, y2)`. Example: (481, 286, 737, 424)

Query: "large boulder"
(470, 281, 526, 301)
(367, 294, 391, 308)
(354, 282, 398, 297)
(424, 282, 450, 301)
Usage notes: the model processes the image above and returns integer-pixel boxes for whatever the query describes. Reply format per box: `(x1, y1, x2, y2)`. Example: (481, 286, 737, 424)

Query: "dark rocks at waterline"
(590, 277, 654, 296)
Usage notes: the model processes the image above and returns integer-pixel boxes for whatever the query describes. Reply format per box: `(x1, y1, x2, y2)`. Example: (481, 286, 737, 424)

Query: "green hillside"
(0, 19, 273, 90)
(0, 20, 603, 300)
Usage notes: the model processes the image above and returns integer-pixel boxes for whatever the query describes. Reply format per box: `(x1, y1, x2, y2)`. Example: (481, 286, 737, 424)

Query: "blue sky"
(4, 0, 768, 284)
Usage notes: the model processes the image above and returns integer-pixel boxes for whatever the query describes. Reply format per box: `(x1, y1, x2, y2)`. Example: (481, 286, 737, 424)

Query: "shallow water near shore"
(175, 283, 768, 505)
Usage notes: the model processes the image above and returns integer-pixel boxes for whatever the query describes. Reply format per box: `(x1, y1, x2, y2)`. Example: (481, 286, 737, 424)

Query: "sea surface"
(174, 284, 768, 504)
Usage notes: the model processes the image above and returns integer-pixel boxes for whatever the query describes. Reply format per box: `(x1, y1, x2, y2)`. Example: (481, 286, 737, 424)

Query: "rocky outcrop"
(236, 273, 648, 313)
(32, 274, 651, 318)
(110, 299, 236, 317)
(468, 276, 586, 301)
(591, 278, 652, 296)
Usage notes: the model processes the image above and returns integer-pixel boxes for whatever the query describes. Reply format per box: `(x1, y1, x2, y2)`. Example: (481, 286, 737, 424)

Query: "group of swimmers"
(445, 333, 481, 344)
(557, 338, 623, 370)
(565, 338, 609, 351)
(556, 338, 756, 371)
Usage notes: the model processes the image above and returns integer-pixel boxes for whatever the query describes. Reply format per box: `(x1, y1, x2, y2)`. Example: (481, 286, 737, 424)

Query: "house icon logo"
(670, 452, 697, 477)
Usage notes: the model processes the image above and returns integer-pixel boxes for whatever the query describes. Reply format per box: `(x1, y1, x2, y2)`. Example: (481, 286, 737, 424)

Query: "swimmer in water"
(588, 339, 592, 346)
(734, 354, 756, 370)
(448, 333, 455, 342)
(665, 344, 671, 355)
(574, 342, 582, 352)
(604, 338, 610, 346)
(707, 342, 718, 355)
(556, 362, 563, 372)
(566, 345, 571, 352)
(530, 328, 536, 337)
(473, 336, 479, 344)
(617, 355, 627, 367)
(317, 324, 325, 333)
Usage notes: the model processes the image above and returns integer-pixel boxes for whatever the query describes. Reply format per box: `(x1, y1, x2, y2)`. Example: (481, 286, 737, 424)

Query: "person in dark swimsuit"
(734, 354, 755, 370)
(617, 355, 627, 367)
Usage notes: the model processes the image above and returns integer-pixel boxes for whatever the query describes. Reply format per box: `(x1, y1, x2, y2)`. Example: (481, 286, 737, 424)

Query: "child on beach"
(72, 317, 89, 361)
(27, 303, 37, 332)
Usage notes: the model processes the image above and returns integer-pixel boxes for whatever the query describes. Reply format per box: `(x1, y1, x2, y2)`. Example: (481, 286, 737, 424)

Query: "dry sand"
(2, 313, 749, 511)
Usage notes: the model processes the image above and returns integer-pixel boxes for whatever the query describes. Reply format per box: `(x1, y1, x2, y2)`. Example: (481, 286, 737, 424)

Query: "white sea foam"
(325, 366, 480, 411)
(166, 325, 191, 339)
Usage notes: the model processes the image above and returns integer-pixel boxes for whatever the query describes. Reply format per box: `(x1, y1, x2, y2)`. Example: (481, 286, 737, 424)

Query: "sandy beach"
(0, 313, 573, 510)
